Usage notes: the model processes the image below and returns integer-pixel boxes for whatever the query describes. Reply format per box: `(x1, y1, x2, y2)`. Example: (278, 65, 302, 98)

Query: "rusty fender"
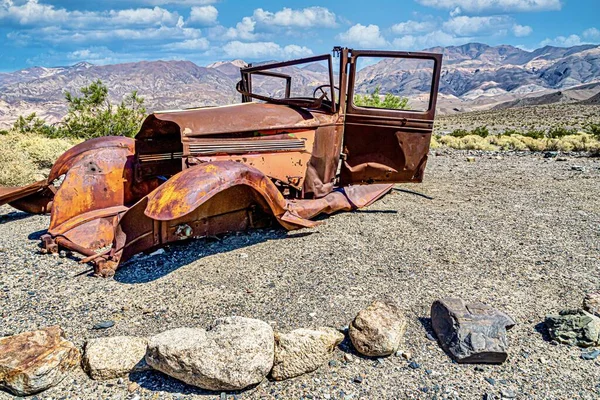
(92, 161, 316, 276)
(0, 136, 136, 214)
(92, 161, 394, 277)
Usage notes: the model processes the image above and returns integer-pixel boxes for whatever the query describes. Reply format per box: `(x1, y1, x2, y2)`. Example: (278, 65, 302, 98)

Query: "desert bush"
(547, 126, 578, 139)
(354, 86, 409, 110)
(12, 80, 146, 140)
(488, 135, 528, 151)
(585, 122, 600, 139)
(522, 129, 546, 139)
(514, 135, 547, 152)
(449, 128, 470, 138)
(0, 132, 76, 186)
(471, 126, 490, 138)
(430, 135, 441, 150)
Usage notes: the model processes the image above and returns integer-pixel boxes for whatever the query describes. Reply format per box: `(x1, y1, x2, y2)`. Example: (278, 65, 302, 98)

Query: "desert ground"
(1, 149, 599, 399)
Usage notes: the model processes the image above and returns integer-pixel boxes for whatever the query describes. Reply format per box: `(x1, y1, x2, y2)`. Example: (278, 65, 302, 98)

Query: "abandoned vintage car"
(0, 47, 442, 277)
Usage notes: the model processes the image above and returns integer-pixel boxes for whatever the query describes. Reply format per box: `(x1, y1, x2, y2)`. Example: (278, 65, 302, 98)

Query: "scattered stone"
(426, 333, 437, 341)
(556, 156, 568, 162)
(408, 361, 421, 369)
(270, 327, 344, 380)
(501, 388, 517, 398)
(401, 351, 412, 360)
(583, 292, 600, 317)
(466, 156, 476, 163)
(145, 317, 274, 391)
(344, 353, 354, 363)
(545, 309, 600, 347)
(0, 326, 80, 396)
(543, 151, 558, 158)
(83, 336, 149, 380)
(485, 377, 496, 386)
(92, 320, 115, 330)
(220, 392, 227, 400)
(353, 376, 363, 384)
(474, 366, 485, 372)
(431, 298, 515, 364)
(581, 349, 600, 360)
(127, 382, 140, 393)
(328, 360, 338, 367)
(349, 301, 406, 357)
(571, 165, 585, 172)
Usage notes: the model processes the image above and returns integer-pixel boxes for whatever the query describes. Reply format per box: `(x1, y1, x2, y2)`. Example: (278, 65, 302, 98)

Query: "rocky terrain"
(1, 43, 600, 127)
(1, 151, 599, 399)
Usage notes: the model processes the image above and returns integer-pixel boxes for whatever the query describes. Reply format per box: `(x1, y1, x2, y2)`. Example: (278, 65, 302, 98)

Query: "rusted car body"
(0, 47, 442, 277)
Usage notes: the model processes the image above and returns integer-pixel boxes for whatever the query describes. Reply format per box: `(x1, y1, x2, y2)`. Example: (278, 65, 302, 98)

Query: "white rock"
(83, 336, 149, 380)
(349, 301, 406, 357)
(145, 317, 274, 391)
(270, 327, 344, 380)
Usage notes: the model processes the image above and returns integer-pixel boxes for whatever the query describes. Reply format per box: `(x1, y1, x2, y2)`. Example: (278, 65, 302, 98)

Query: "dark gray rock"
(430, 298, 515, 364)
(545, 309, 600, 347)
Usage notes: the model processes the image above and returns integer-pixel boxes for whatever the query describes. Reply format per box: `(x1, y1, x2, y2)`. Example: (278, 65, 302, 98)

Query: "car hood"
(137, 102, 337, 139)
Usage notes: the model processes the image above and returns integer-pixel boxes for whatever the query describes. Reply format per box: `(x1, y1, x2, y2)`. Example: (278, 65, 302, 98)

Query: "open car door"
(340, 50, 442, 185)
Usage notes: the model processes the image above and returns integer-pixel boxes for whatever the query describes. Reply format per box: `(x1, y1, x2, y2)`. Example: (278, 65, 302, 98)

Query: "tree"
(354, 86, 409, 110)
(61, 80, 146, 139)
(13, 80, 146, 139)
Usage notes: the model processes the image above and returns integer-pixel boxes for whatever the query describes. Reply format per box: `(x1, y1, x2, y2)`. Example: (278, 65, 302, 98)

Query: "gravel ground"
(1, 151, 599, 400)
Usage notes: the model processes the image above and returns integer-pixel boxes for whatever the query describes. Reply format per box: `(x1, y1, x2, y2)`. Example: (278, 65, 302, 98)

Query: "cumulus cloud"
(222, 41, 312, 59)
(337, 24, 388, 48)
(513, 24, 533, 37)
(583, 28, 600, 41)
(131, 0, 218, 4)
(393, 30, 469, 49)
(166, 37, 210, 50)
(189, 5, 218, 25)
(252, 6, 336, 28)
(540, 34, 584, 47)
(391, 20, 436, 35)
(416, 0, 562, 13)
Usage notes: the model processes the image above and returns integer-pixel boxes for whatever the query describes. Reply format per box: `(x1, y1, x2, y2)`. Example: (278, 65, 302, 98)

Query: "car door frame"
(340, 49, 443, 185)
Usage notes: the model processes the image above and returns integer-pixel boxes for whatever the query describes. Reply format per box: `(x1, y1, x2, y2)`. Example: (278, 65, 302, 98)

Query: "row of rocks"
(6, 293, 599, 396)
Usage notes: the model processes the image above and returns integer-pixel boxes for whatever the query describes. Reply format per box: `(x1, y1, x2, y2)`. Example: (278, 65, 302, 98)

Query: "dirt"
(0, 151, 599, 399)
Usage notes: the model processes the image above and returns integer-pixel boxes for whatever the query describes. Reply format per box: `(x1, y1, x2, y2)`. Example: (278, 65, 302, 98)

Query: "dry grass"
(435, 132, 600, 154)
(0, 131, 77, 186)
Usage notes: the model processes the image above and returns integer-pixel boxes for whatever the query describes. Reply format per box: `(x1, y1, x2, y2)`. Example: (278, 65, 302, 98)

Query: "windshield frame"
(238, 53, 337, 113)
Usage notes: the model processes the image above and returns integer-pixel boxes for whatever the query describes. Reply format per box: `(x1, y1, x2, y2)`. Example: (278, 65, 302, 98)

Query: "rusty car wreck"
(0, 47, 442, 277)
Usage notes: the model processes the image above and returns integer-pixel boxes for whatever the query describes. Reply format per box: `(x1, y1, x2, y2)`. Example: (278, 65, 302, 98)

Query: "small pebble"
(581, 349, 600, 360)
(485, 377, 496, 386)
(426, 333, 436, 341)
(353, 376, 363, 384)
(92, 320, 115, 330)
(501, 389, 517, 399)
(127, 382, 140, 393)
(474, 366, 485, 372)
(220, 392, 227, 400)
(402, 351, 412, 360)
(408, 361, 420, 369)
(344, 353, 353, 363)
(328, 360, 338, 367)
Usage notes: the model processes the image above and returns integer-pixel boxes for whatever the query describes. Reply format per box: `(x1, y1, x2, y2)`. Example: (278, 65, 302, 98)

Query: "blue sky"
(0, 0, 598, 72)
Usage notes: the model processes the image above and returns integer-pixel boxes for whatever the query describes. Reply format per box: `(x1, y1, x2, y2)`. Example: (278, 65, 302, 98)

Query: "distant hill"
(1, 43, 600, 127)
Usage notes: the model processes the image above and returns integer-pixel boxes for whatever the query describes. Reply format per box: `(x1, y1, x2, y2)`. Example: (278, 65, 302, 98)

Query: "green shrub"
(12, 80, 146, 140)
(354, 86, 409, 110)
(471, 126, 490, 138)
(547, 126, 577, 139)
(522, 129, 546, 139)
(449, 128, 470, 138)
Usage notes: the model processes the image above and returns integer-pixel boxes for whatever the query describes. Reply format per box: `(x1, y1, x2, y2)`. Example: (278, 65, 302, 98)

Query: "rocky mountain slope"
(1, 43, 599, 127)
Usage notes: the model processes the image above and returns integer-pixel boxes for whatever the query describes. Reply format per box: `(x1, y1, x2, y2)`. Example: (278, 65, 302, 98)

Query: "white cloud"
(189, 5, 218, 25)
(337, 24, 388, 48)
(222, 41, 312, 59)
(443, 15, 515, 36)
(222, 17, 257, 40)
(416, 0, 562, 12)
(583, 28, 600, 41)
(132, 0, 218, 4)
(450, 6, 462, 16)
(540, 34, 583, 47)
(391, 20, 436, 35)
(513, 24, 532, 37)
(393, 30, 469, 49)
(252, 6, 336, 28)
(166, 38, 210, 50)
(0, 0, 180, 28)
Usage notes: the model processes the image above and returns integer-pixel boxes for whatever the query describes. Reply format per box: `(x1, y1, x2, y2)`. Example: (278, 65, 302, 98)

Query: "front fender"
(144, 161, 314, 229)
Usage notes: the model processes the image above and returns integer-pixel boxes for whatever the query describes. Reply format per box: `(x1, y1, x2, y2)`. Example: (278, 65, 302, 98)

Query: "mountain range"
(1, 43, 599, 127)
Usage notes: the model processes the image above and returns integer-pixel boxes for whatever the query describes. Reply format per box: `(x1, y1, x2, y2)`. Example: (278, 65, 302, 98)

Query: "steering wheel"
(313, 85, 340, 102)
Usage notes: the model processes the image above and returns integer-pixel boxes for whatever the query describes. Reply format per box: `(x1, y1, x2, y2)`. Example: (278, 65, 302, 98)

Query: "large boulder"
(83, 336, 149, 380)
(0, 326, 80, 396)
(145, 317, 274, 391)
(270, 327, 344, 380)
(431, 298, 515, 364)
(349, 301, 406, 357)
(545, 309, 600, 347)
